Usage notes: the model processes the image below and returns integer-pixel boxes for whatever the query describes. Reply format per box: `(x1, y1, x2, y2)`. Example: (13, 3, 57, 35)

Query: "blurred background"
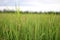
(0, 0, 60, 12)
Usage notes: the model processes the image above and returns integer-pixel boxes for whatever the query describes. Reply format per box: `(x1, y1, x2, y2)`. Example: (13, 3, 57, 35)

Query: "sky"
(0, 0, 60, 11)
(0, 0, 20, 6)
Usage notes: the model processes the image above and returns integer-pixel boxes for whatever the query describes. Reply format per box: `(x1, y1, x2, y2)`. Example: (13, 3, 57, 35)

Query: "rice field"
(0, 13, 60, 40)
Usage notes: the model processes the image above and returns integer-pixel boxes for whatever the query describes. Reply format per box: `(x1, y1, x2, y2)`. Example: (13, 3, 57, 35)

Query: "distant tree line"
(0, 10, 60, 14)
(0, 9, 20, 13)
(20, 11, 60, 14)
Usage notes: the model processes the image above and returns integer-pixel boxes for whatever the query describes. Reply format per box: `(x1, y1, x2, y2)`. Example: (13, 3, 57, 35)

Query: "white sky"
(20, 0, 60, 12)
(0, 0, 60, 12)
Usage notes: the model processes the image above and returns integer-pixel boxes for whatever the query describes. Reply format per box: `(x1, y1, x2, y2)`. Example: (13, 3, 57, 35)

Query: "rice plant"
(0, 13, 60, 40)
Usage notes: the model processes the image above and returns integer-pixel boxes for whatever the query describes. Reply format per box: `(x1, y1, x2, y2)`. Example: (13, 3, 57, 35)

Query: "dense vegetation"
(0, 10, 60, 14)
(0, 12, 60, 40)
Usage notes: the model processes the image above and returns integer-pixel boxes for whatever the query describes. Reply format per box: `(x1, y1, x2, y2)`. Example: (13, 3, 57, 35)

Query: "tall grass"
(0, 13, 60, 40)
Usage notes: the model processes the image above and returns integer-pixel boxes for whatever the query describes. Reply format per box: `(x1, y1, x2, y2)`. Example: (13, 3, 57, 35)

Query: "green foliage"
(0, 13, 60, 40)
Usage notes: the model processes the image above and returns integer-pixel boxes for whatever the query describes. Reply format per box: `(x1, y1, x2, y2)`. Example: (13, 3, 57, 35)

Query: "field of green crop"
(0, 13, 60, 40)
